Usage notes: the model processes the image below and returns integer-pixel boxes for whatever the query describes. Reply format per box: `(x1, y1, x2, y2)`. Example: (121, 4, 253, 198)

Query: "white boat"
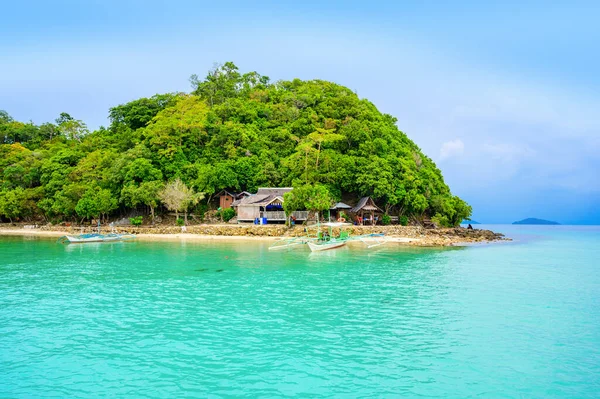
(267, 218, 386, 253)
(307, 239, 347, 252)
(58, 233, 136, 244)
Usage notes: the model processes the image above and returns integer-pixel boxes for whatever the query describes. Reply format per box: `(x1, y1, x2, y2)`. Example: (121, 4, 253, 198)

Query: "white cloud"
(439, 139, 465, 161)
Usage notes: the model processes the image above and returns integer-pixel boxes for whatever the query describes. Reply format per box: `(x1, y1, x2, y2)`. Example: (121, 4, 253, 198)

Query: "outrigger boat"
(269, 221, 386, 252)
(268, 236, 317, 251)
(307, 222, 351, 252)
(58, 221, 136, 244)
(58, 233, 136, 244)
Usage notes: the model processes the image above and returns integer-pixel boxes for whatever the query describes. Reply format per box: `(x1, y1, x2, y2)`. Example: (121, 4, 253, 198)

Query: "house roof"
(237, 193, 285, 207)
(215, 189, 234, 197)
(216, 190, 252, 199)
(256, 187, 293, 197)
(350, 197, 383, 213)
(330, 202, 352, 210)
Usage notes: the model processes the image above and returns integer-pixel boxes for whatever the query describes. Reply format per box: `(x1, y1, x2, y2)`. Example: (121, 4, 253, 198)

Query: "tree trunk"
(184, 211, 188, 225)
(315, 140, 321, 170)
(150, 206, 155, 224)
(385, 203, 392, 215)
(305, 148, 309, 183)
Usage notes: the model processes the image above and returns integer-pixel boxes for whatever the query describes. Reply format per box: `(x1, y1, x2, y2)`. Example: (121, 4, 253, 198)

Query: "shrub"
(129, 216, 143, 226)
(196, 203, 208, 221)
(176, 217, 185, 226)
(399, 216, 409, 226)
(431, 213, 451, 228)
(221, 208, 236, 222)
(381, 214, 391, 225)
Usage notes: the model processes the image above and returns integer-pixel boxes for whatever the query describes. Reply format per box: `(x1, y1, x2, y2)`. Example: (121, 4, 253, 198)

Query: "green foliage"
(109, 94, 178, 131)
(216, 207, 236, 222)
(75, 195, 99, 221)
(0, 62, 470, 226)
(176, 217, 185, 226)
(399, 215, 409, 226)
(431, 213, 451, 228)
(283, 184, 332, 216)
(0, 187, 25, 222)
(381, 214, 391, 225)
(129, 216, 143, 226)
(75, 188, 117, 221)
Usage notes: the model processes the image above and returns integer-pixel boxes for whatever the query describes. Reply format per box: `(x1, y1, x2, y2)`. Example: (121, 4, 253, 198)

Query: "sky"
(1, 0, 599, 224)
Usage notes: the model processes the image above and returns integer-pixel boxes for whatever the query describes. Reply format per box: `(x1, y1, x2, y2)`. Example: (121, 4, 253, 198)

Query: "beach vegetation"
(129, 216, 143, 226)
(217, 208, 236, 222)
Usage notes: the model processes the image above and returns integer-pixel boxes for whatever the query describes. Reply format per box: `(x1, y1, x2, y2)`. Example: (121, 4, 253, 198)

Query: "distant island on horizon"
(513, 218, 560, 225)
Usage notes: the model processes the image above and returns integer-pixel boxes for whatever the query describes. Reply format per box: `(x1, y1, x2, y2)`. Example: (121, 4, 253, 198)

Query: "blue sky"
(1, 0, 599, 224)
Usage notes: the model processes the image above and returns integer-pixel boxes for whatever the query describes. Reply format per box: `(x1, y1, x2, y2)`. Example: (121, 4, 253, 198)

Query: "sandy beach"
(0, 228, 421, 244)
(0, 224, 509, 246)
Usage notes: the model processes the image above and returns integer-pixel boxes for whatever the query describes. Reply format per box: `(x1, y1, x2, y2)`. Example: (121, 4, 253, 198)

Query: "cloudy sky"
(2, 0, 599, 224)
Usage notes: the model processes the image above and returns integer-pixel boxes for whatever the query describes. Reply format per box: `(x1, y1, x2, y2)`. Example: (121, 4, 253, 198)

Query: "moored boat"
(307, 239, 347, 252)
(267, 219, 386, 252)
(58, 233, 136, 244)
(268, 237, 316, 251)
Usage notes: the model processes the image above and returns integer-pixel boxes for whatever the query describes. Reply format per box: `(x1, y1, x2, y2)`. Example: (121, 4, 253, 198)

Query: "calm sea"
(1, 225, 599, 398)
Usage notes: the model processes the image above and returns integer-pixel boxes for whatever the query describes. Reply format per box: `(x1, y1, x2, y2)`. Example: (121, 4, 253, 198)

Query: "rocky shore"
(0, 223, 508, 246)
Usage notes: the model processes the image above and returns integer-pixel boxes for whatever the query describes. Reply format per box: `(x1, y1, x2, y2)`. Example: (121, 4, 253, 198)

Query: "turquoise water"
(1, 225, 599, 398)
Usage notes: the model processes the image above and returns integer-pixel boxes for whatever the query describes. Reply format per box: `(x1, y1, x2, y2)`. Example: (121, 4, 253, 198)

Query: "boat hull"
(307, 240, 347, 252)
(59, 234, 136, 244)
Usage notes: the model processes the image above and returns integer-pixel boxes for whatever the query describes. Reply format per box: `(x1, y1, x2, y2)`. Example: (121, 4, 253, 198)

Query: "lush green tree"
(75, 188, 117, 223)
(59, 118, 88, 142)
(75, 195, 99, 222)
(283, 184, 332, 222)
(109, 93, 178, 131)
(0, 187, 25, 222)
(121, 180, 164, 222)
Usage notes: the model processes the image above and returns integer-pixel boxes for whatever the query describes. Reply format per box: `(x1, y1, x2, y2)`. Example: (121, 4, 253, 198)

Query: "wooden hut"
(350, 197, 383, 225)
(236, 188, 309, 223)
(215, 190, 250, 209)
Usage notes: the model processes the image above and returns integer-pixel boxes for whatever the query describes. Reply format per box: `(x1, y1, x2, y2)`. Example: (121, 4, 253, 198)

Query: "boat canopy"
(308, 222, 352, 227)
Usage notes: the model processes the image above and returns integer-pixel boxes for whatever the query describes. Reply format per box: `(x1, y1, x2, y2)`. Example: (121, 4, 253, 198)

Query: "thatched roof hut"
(350, 197, 383, 225)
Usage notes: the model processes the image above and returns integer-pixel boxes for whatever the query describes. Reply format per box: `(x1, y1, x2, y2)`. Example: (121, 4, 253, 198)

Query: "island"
(0, 62, 507, 246)
(512, 218, 560, 225)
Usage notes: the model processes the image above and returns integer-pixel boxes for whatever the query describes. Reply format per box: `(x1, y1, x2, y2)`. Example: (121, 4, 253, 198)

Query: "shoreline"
(0, 225, 508, 246)
(0, 229, 419, 244)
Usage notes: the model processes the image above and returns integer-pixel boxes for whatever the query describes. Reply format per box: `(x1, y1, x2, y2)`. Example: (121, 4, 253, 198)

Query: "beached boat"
(58, 233, 136, 244)
(307, 239, 347, 252)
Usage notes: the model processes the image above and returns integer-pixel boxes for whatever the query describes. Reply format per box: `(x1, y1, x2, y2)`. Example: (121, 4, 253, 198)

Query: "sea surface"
(1, 225, 599, 398)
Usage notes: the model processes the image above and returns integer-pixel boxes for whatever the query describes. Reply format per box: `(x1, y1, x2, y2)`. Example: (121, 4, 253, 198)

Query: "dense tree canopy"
(0, 62, 471, 226)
